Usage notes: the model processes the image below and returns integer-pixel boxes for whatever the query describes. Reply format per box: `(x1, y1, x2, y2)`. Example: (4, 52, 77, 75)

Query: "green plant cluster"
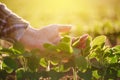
(0, 35, 120, 80)
(86, 21, 120, 46)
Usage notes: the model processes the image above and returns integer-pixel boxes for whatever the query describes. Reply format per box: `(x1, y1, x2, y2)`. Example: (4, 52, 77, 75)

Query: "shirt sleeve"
(0, 3, 29, 43)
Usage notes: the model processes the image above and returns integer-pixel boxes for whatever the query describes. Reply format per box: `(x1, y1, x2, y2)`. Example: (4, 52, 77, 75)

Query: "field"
(0, 0, 120, 80)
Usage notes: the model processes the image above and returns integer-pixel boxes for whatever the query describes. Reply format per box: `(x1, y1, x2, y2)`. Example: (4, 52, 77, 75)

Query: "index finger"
(57, 24, 72, 32)
(49, 24, 72, 32)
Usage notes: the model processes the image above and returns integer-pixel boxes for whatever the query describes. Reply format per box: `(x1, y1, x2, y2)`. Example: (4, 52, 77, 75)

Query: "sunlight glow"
(0, 0, 120, 30)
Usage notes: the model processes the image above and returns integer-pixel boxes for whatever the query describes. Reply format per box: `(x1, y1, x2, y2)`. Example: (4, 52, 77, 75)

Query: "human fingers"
(53, 24, 72, 32)
(40, 24, 72, 33)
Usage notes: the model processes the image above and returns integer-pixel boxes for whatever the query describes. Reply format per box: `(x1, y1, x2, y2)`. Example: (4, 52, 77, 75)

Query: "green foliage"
(3, 57, 18, 71)
(57, 36, 73, 54)
(0, 35, 120, 80)
(91, 35, 106, 49)
(78, 69, 92, 80)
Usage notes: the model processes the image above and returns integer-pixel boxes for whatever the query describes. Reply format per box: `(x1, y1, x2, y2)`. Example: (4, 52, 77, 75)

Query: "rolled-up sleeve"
(0, 3, 29, 43)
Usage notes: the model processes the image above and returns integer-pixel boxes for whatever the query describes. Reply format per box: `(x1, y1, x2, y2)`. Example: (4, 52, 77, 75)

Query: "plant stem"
(46, 60, 50, 71)
(0, 61, 2, 70)
(72, 67, 77, 80)
(20, 57, 28, 71)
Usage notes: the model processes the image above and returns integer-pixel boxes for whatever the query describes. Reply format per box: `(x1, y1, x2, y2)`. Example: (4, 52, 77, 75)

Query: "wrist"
(19, 26, 39, 50)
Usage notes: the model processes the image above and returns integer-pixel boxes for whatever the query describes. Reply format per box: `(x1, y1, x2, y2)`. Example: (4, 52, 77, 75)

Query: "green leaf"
(27, 55, 40, 71)
(75, 56, 87, 70)
(82, 36, 92, 57)
(0, 48, 14, 55)
(0, 70, 8, 80)
(90, 58, 102, 69)
(63, 58, 75, 69)
(78, 69, 92, 80)
(16, 68, 25, 80)
(22, 51, 32, 57)
(48, 70, 65, 80)
(92, 70, 101, 79)
(44, 43, 57, 51)
(91, 35, 106, 49)
(4, 66, 13, 73)
(108, 55, 118, 63)
(57, 36, 73, 53)
(61, 35, 71, 42)
(13, 42, 25, 53)
(73, 48, 81, 55)
(40, 58, 48, 68)
(58, 42, 73, 53)
(105, 68, 118, 79)
(112, 45, 120, 55)
(0, 47, 22, 56)
(72, 38, 80, 47)
(53, 64, 68, 72)
(39, 71, 49, 78)
(3, 57, 18, 70)
(112, 45, 120, 51)
(117, 70, 120, 77)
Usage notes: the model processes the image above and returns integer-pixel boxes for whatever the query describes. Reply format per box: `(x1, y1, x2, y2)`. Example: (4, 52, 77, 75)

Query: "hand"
(19, 24, 72, 50)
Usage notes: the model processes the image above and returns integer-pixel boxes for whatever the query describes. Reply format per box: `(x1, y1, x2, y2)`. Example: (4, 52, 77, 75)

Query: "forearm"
(0, 3, 29, 43)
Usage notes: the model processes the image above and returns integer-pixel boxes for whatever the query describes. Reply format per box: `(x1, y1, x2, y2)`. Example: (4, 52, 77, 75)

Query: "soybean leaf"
(58, 42, 73, 53)
(72, 37, 80, 47)
(2, 60, 13, 73)
(82, 36, 92, 57)
(57, 36, 73, 53)
(112, 45, 120, 51)
(27, 55, 40, 71)
(48, 70, 65, 80)
(53, 64, 68, 72)
(92, 70, 101, 79)
(0, 48, 14, 55)
(117, 70, 120, 77)
(40, 58, 48, 68)
(13, 42, 25, 53)
(63, 57, 75, 69)
(16, 68, 25, 80)
(90, 58, 102, 69)
(73, 48, 81, 56)
(108, 55, 118, 63)
(75, 56, 87, 70)
(0, 70, 8, 80)
(22, 51, 32, 57)
(39, 71, 49, 78)
(44, 43, 58, 51)
(91, 35, 106, 49)
(3, 57, 18, 70)
(78, 69, 92, 80)
(112, 45, 120, 56)
(25, 71, 40, 80)
(104, 68, 118, 79)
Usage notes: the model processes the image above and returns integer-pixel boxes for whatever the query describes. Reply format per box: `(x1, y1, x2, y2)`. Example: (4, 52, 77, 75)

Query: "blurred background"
(0, 0, 120, 46)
